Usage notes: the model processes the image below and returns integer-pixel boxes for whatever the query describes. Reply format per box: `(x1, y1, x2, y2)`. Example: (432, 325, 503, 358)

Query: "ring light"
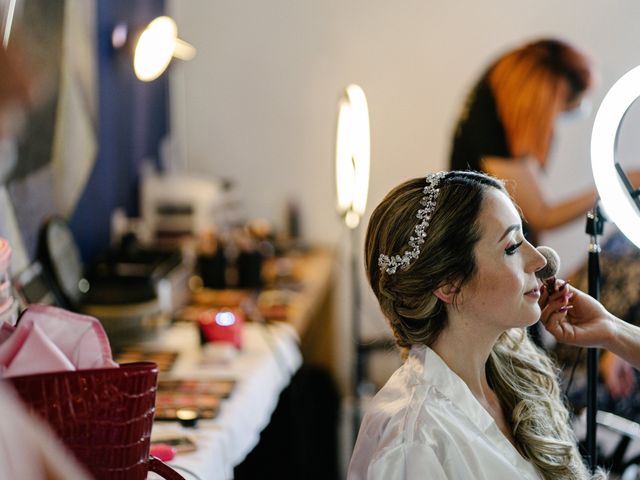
(335, 84, 370, 229)
(591, 65, 640, 248)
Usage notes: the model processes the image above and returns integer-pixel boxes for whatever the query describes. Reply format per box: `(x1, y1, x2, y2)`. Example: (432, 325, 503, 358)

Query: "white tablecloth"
(148, 321, 302, 480)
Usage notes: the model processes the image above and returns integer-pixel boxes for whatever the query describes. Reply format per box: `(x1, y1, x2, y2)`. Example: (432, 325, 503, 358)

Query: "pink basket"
(8, 362, 184, 480)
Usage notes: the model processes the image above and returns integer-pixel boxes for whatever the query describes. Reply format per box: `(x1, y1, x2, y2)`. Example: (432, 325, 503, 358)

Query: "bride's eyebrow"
(498, 224, 521, 243)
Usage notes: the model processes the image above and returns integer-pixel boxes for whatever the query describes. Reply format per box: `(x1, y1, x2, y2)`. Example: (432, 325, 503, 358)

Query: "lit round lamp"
(133, 16, 196, 82)
(334, 84, 371, 443)
(591, 65, 640, 247)
(335, 84, 370, 229)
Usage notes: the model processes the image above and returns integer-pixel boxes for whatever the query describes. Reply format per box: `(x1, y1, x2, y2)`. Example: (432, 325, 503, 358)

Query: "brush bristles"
(536, 246, 560, 280)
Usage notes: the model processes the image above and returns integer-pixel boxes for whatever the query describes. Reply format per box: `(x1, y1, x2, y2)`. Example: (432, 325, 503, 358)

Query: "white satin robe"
(348, 345, 543, 479)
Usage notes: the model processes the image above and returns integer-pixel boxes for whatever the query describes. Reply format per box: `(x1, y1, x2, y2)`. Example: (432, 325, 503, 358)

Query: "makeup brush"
(535, 246, 560, 294)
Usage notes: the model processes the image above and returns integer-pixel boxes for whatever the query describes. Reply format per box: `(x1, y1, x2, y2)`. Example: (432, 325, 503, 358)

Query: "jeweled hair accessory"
(378, 172, 447, 274)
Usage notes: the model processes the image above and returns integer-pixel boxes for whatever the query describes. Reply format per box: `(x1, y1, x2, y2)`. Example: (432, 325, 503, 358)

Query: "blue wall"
(70, 0, 168, 262)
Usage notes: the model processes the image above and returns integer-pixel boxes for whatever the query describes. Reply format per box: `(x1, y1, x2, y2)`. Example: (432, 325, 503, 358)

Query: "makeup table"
(148, 320, 302, 480)
(147, 248, 335, 480)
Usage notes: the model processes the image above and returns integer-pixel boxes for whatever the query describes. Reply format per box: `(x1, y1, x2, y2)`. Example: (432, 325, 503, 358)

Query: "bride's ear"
(433, 284, 460, 304)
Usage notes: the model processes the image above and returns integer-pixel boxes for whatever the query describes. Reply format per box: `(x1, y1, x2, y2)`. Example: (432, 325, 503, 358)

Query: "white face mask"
(0, 137, 17, 185)
(559, 98, 593, 123)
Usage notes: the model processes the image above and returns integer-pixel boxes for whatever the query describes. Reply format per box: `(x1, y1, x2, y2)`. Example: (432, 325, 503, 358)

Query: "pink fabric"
(0, 322, 14, 344)
(1, 322, 75, 377)
(0, 305, 117, 379)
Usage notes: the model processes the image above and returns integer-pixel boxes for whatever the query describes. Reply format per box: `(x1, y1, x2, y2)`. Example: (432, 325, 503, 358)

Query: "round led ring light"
(591, 65, 640, 248)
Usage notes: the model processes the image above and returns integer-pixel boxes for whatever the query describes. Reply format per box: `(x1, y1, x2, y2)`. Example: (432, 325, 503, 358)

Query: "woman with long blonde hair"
(348, 170, 622, 479)
(449, 39, 640, 397)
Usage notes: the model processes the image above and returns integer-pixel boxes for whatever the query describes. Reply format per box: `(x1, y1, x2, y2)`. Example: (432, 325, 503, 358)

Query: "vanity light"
(132, 16, 196, 82)
(591, 64, 640, 248)
(335, 84, 370, 229)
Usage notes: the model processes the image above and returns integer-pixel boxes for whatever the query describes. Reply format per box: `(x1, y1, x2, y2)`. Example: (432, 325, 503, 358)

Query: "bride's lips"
(524, 287, 540, 299)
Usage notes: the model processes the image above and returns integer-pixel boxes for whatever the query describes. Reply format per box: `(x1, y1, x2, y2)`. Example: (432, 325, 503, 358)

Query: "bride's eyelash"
(505, 241, 523, 256)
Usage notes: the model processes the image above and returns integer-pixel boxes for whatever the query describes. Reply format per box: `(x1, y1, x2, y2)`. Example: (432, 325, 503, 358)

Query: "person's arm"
(482, 156, 597, 232)
(604, 315, 640, 370)
(540, 282, 640, 370)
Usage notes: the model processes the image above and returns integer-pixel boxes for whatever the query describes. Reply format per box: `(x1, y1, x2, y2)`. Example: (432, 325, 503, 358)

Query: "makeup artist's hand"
(539, 281, 615, 349)
(541, 280, 640, 371)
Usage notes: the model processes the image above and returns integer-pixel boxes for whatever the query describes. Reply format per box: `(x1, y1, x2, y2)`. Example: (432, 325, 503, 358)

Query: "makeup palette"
(114, 348, 179, 372)
(153, 378, 236, 421)
(158, 378, 236, 398)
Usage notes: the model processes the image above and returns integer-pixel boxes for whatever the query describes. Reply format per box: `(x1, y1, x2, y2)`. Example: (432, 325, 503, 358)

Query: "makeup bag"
(8, 362, 184, 480)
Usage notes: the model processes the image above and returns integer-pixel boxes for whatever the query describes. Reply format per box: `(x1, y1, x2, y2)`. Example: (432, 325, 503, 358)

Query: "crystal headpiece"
(378, 172, 447, 275)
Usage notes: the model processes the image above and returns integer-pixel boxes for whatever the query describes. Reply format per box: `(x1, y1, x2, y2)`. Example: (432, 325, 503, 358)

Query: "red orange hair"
(488, 39, 593, 164)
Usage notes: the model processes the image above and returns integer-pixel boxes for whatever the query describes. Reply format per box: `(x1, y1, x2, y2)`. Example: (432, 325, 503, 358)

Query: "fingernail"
(559, 281, 569, 291)
(559, 305, 574, 312)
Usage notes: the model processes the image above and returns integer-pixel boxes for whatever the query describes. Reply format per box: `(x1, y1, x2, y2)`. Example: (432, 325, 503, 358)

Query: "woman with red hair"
(449, 38, 640, 245)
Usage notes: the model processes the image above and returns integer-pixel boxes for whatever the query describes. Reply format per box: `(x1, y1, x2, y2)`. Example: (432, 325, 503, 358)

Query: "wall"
(168, 0, 640, 393)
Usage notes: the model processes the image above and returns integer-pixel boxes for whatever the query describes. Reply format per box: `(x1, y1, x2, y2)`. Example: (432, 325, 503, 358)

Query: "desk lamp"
(112, 15, 196, 82)
(587, 64, 640, 471)
(335, 84, 370, 442)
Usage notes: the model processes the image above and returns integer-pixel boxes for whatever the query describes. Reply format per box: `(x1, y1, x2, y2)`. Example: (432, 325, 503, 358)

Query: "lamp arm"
(173, 38, 196, 61)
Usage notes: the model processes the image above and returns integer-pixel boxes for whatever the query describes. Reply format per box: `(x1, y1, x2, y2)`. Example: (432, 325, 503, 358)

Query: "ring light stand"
(334, 84, 370, 444)
(585, 203, 603, 472)
(588, 65, 640, 472)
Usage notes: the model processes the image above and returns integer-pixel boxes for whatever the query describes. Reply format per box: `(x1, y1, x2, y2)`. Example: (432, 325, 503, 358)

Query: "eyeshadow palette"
(154, 379, 236, 421)
(115, 348, 179, 372)
(158, 378, 236, 398)
(154, 392, 220, 421)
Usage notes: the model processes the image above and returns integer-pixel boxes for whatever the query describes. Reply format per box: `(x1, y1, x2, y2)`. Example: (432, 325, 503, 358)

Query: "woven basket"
(8, 362, 183, 480)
